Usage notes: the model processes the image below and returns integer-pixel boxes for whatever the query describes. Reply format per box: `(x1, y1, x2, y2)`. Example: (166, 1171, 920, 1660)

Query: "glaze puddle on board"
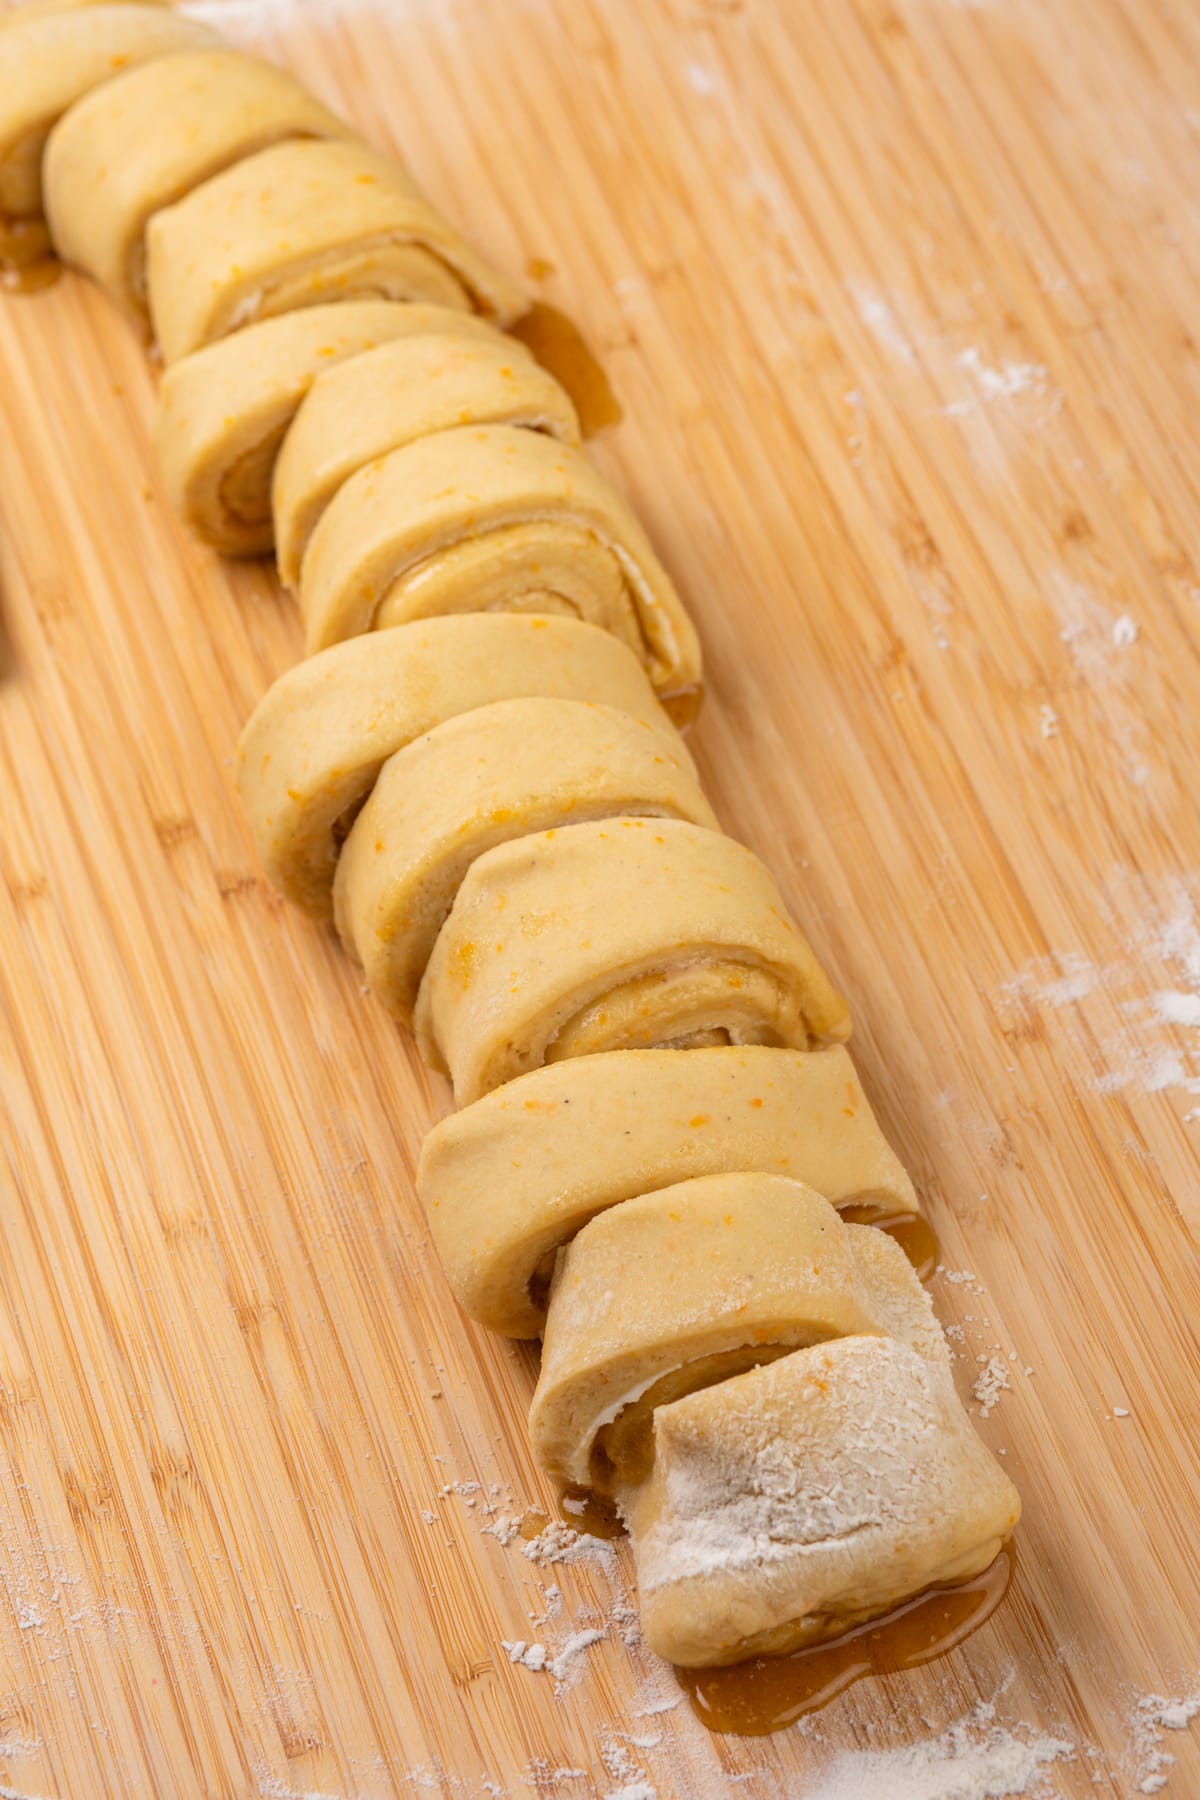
(509, 301, 623, 436)
(677, 1543, 1016, 1736)
(841, 1204, 940, 1282)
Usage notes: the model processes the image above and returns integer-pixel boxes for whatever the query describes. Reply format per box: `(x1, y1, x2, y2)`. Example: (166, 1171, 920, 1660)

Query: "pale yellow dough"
(235, 614, 676, 919)
(155, 303, 508, 556)
(414, 817, 851, 1106)
(0, 4, 216, 230)
(146, 137, 528, 364)
(333, 697, 714, 1028)
(417, 1044, 917, 1337)
(297, 422, 703, 719)
(44, 49, 353, 315)
(531, 1176, 935, 1490)
(624, 1333, 1021, 1666)
(274, 333, 581, 589)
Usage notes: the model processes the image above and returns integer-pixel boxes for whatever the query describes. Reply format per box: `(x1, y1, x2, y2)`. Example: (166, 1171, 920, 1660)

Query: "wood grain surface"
(2, 0, 1200, 1793)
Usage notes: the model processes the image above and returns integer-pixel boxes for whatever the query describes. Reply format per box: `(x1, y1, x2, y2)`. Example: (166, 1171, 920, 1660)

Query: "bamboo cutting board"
(2, 0, 1200, 1793)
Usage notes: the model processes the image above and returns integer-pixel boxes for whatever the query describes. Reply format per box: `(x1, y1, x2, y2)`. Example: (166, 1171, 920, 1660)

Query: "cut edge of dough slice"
(413, 816, 851, 1105)
(297, 422, 703, 719)
(0, 5, 217, 223)
(417, 1044, 918, 1337)
(43, 47, 355, 314)
(623, 1332, 1021, 1667)
(155, 302, 508, 556)
(145, 137, 529, 364)
(235, 613, 677, 919)
(273, 333, 581, 588)
(333, 695, 714, 1027)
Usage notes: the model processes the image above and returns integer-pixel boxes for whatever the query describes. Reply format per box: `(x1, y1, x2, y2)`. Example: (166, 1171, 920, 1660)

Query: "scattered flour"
(520, 1520, 617, 1570)
(1129, 1688, 1200, 1794)
(807, 1705, 1075, 1800)
(1039, 704, 1060, 740)
(945, 348, 1048, 415)
(1113, 614, 1140, 647)
(1002, 872, 1200, 1100)
(847, 283, 917, 365)
(938, 1267, 986, 1296)
(972, 1356, 1012, 1419)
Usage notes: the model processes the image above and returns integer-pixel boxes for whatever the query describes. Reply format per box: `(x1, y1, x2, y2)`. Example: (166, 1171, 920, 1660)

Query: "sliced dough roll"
(274, 334, 580, 589)
(415, 817, 851, 1106)
(44, 49, 353, 315)
(155, 303, 508, 557)
(146, 137, 528, 364)
(236, 614, 675, 918)
(0, 5, 215, 231)
(417, 1045, 916, 1337)
(531, 1176, 930, 1492)
(297, 423, 702, 719)
(333, 697, 714, 1028)
(624, 1333, 1021, 1667)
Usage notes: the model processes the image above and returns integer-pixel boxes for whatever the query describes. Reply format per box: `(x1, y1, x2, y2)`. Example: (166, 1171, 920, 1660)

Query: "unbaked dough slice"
(297, 423, 702, 720)
(146, 137, 527, 363)
(530, 1176, 919, 1490)
(414, 817, 851, 1105)
(0, 4, 215, 234)
(155, 302, 508, 556)
(274, 334, 580, 588)
(333, 696, 714, 1027)
(236, 613, 676, 918)
(44, 49, 354, 316)
(417, 1044, 917, 1337)
(624, 1333, 1021, 1666)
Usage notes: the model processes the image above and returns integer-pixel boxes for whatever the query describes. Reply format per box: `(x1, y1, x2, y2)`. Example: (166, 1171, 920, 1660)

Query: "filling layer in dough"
(235, 613, 676, 917)
(531, 1176, 910, 1490)
(145, 137, 528, 364)
(295, 423, 702, 718)
(623, 1333, 1021, 1666)
(418, 1044, 918, 1337)
(414, 816, 851, 1105)
(274, 333, 581, 588)
(333, 696, 714, 1026)
(43, 48, 353, 314)
(0, 4, 216, 227)
(155, 302, 508, 556)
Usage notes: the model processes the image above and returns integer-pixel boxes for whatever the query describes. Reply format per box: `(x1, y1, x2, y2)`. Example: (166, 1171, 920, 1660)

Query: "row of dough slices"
(2, 9, 702, 711)
(3, 3, 1020, 1670)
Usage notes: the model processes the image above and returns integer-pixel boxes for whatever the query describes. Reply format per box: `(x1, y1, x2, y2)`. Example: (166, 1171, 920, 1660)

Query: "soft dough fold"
(274, 333, 581, 588)
(297, 422, 703, 718)
(333, 696, 714, 1027)
(417, 1044, 917, 1337)
(414, 817, 851, 1105)
(155, 302, 507, 556)
(235, 614, 677, 918)
(145, 137, 528, 363)
(44, 48, 353, 314)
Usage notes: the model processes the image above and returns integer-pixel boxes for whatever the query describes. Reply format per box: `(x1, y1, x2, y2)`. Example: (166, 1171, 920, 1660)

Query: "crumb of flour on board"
(806, 1703, 1076, 1799)
(1129, 1687, 1200, 1794)
(972, 1356, 1011, 1419)
(1001, 872, 1200, 1101)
